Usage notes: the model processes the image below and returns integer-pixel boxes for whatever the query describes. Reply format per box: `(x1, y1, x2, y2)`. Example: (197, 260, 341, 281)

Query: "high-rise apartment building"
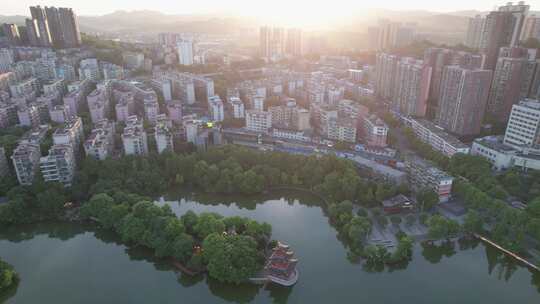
(436, 66, 492, 136)
(423, 48, 485, 117)
(30, 6, 53, 47)
(480, 1, 529, 70)
(260, 26, 285, 61)
(286, 28, 303, 57)
(393, 57, 432, 117)
(487, 47, 539, 123)
(2, 24, 22, 46)
(369, 20, 415, 51)
(465, 15, 486, 49)
(521, 15, 540, 41)
(177, 40, 194, 66)
(374, 53, 400, 100)
(25, 18, 40, 47)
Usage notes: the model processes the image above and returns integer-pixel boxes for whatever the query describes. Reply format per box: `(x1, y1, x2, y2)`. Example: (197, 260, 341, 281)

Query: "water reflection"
(0, 192, 539, 303)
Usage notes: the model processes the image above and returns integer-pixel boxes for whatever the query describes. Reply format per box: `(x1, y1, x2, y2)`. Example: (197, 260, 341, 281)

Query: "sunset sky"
(3, 0, 534, 16)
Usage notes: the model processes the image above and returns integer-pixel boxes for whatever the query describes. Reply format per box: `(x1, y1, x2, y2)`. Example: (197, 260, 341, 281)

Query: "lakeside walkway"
(475, 234, 540, 272)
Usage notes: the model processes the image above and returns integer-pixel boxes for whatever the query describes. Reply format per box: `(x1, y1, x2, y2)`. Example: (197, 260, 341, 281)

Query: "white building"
(122, 116, 148, 155)
(252, 94, 265, 111)
(17, 105, 40, 127)
(84, 119, 115, 161)
(503, 98, 540, 149)
(11, 142, 41, 185)
(209, 96, 225, 122)
(78, 58, 100, 81)
(245, 110, 272, 133)
(177, 40, 194, 66)
(155, 123, 174, 154)
(49, 105, 68, 124)
(408, 118, 470, 156)
(229, 97, 245, 119)
(40, 144, 75, 186)
(144, 99, 159, 125)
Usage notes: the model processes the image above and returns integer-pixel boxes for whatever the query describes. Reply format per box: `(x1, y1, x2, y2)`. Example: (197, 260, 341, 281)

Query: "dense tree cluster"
(426, 215, 460, 241)
(79, 192, 271, 283)
(0, 259, 17, 293)
(0, 178, 68, 225)
(71, 145, 383, 206)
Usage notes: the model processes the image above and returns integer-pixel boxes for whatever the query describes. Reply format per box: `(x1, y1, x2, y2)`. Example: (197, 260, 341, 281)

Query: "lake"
(0, 191, 539, 303)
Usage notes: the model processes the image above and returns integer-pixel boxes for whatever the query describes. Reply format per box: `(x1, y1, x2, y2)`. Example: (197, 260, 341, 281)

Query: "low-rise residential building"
(11, 142, 41, 185)
(84, 120, 115, 160)
(271, 128, 312, 142)
(166, 102, 183, 123)
(362, 114, 388, 147)
(155, 123, 174, 154)
(122, 116, 148, 155)
(53, 116, 84, 154)
(406, 158, 453, 203)
(40, 144, 75, 186)
(229, 97, 245, 119)
(327, 118, 357, 143)
(409, 118, 470, 156)
(49, 105, 69, 124)
(245, 110, 272, 133)
(17, 105, 40, 127)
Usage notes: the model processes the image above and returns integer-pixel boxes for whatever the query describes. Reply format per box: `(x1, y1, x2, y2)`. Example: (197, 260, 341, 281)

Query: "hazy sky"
(3, 0, 536, 16)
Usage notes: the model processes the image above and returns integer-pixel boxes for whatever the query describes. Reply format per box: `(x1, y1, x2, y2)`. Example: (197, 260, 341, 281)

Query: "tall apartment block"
(436, 66, 492, 136)
(368, 19, 415, 51)
(285, 28, 303, 57)
(393, 57, 431, 117)
(521, 14, 540, 41)
(465, 15, 485, 49)
(2, 24, 22, 46)
(423, 48, 484, 116)
(374, 53, 399, 100)
(486, 47, 539, 123)
(30, 6, 53, 47)
(479, 1, 529, 70)
(260, 26, 285, 61)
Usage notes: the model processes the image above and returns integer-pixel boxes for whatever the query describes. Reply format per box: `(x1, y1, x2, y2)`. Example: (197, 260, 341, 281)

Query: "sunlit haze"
(3, 0, 537, 27)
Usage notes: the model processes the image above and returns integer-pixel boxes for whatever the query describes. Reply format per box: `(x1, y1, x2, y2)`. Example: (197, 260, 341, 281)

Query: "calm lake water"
(0, 191, 539, 303)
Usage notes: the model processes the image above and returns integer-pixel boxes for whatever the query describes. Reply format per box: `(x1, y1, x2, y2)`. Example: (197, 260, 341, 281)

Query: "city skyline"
(3, 1, 540, 19)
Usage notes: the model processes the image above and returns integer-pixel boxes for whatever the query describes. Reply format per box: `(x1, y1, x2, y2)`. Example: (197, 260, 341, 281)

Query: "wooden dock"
(474, 234, 540, 272)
